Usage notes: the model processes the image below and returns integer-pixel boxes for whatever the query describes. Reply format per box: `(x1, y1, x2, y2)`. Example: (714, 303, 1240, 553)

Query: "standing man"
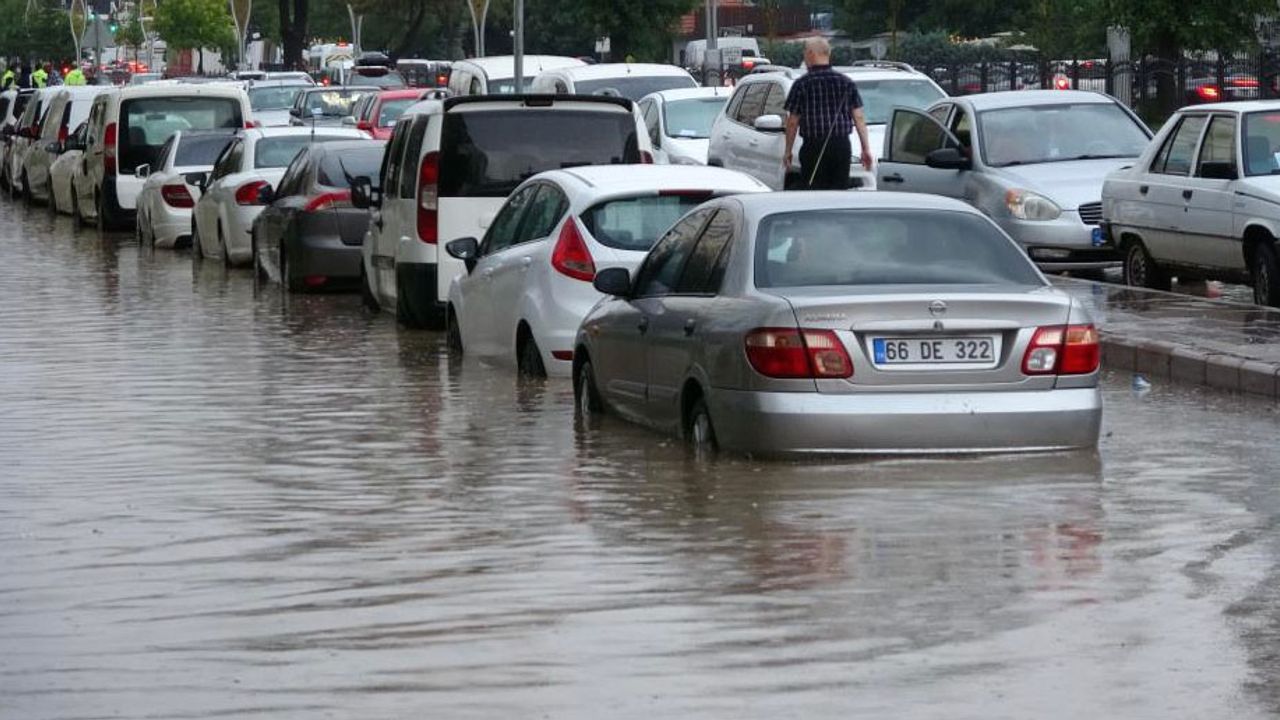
(1, 63, 13, 90)
(31, 62, 47, 88)
(782, 38, 873, 190)
(64, 65, 86, 86)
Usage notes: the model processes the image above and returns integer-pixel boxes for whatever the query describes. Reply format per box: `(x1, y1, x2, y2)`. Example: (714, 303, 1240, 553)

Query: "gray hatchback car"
(573, 192, 1103, 457)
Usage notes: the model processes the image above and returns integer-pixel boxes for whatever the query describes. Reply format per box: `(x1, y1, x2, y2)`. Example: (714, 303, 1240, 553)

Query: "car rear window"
(318, 144, 386, 186)
(754, 210, 1044, 288)
(119, 96, 242, 175)
(581, 195, 710, 251)
(250, 85, 306, 111)
(174, 134, 235, 166)
(575, 75, 698, 101)
(439, 108, 640, 197)
(254, 135, 355, 168)
(349, 71, 407, 89)
(377, 98, 416, 127)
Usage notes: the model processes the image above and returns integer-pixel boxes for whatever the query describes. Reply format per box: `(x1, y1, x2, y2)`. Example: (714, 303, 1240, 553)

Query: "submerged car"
(573, 192, 1103, 457)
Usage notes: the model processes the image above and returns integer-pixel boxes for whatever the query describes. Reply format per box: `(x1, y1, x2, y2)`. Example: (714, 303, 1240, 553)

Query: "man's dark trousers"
(797, 134, 852, 190)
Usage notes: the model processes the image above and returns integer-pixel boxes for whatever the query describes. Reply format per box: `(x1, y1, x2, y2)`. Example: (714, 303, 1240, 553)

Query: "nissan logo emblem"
(929, 301, 947, 317)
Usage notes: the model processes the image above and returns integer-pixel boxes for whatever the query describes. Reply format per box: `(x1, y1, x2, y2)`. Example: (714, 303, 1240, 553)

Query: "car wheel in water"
(1123, 238, 1170, 291)
(191, 219, 203, 261)
(517, 334, 546, 378)
(360, 263, 380, 312)
(686, 397, 718, 454)
(446, 309, 463, 354)
(1252, 242, 1280, 307)
(20, 171, 32, 205)
(394, 276, 428, 328)
(575, 359, 604, 418)
(218, 224, 231, 269)
(46, 180, 57, 215)
(95, 194, 106, 234)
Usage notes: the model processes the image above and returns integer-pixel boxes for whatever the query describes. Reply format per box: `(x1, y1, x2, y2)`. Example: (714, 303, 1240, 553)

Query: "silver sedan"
(573, 192, 1103, 457)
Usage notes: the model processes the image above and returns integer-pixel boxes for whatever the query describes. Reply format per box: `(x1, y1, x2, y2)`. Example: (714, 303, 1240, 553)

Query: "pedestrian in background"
(1, 63, 13, 90)
(64, 65, 86, 86)
(781, 37, 873, 190)
(31, 63, 47, 88)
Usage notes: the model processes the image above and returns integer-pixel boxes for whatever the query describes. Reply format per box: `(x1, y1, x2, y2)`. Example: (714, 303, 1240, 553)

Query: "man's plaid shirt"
(783, 65, 863, 140)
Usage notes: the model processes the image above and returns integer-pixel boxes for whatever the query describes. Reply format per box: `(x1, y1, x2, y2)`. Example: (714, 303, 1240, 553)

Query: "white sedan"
(192, 126, 368, 266)
(443, 165, 769, 377)
(135, 130, 237, 249)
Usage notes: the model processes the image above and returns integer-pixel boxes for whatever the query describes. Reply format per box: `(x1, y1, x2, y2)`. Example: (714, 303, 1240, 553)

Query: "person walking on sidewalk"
(782, 38, 873, 190)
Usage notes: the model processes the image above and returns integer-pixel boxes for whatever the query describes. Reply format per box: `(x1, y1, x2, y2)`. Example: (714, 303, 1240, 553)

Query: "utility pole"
(467, 0, 489, 57)
(704, 0, 719, 86)
(513, 0, 524, 93)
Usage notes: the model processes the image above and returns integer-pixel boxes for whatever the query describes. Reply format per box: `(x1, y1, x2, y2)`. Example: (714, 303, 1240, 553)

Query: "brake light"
(234, 180, 269, 205)
(416, 151, 439, 243)
(244, 120, 258, 129)
(1230, 77, 1260, 88)
(103, 122, 116, 175)
(551, 218, 596, 281)
(1196, 85, 1221, 102)
(745, 328, 853, 379)
(57, 123, 67, 144)
(1054, 75, 1070, 90)
(640, 150, 654, 164)
(1022, 324, 1099, 376)
(304, 190, 351, 212)
(161, 183, 194, 208)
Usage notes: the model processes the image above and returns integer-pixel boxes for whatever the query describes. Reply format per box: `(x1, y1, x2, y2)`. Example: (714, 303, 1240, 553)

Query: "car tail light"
(303, 275, 328, 287)
(161, 183, 195, 208)
(1022, 324, 1099, 376)
(551, 218, 596, 281)
(745, 328, 853, 379)
(416, 151, 439, 243)
(551, 350, 574, 361)
(640, 150, 654, 164)
(1230, 77, 1260, 89)
(235, 180, 270, 206)
(57, 123, 67, 144)
(244, 120, 258, 129)
(103, 122, 116, 175)
(1054, 75, 1070, 90)
(1196, 85, 1222, 102)
(304, 190, 351, 212)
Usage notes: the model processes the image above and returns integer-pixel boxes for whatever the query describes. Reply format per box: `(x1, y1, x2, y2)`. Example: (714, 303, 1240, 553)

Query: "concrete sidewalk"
(1054, 278, 1280, 398)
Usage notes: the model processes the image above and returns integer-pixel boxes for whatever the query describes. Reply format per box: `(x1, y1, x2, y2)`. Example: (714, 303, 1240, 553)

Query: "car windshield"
(575, 75, 698, 101)
(754, 209, 1044, 287)
(662, 97, 726, 139)
(174, 133, 235, 166)
(119, 96, 243, 176)
(582, 195, 710, 251)
(439, 109, 641, 197)
(249, 85, 306, 111)
(254, 135, 354, 168)
(377, 98, 416, 127)
(303, 90, 367, 116)
(1242, 112, 1280, 176)
(979, 103, 1149, 167)
(318, 144, 385, 186)
(853, 79, 946, 124)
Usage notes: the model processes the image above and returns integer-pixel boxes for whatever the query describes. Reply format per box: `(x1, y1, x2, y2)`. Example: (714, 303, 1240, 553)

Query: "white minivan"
(22, 86, 115, 205)
(355, 94, 655, 328)
(447, 55, 585, 96)
(529, 63, 698, 101)
(74, 84, 253, 229)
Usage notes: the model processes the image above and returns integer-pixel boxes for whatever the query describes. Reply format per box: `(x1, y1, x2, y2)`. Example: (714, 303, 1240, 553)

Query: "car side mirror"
(593, 267, 632, 297)
(1200, 161, 1238, 181)
(289, 107, 301, 117)
(342, 115, 356, 126)
(351, 176, 380, 209)
(446, 237, 480, 273)
(45, 141, 61, 154)
(925, 147, 971, 170)
(257, 184, 275, 204)
(135, 163, 150, 178)
(191, 172, 209, 192)
(356, 120, 373, 132)
(753, 114, 785, 133)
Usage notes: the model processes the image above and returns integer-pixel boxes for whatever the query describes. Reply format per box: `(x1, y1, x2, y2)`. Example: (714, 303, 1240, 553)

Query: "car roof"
(401, 93, 633, 117)
(640, 86, 732, 103)
(114, 84, 247, 100)
(1179, 100, 1280, 114)
(951, 89, 1115, 110)
(373, 88, 429, 101)
(307, 138, 387, 154)
(301, 86, 367, 94)
(246, 126, 368, 140)
(731, 190, 982, 223)
(552, 63, 694, 81)
(541, 164, 769, 195)
(248, 79, 312, 89)
(455, 55, 586, 79)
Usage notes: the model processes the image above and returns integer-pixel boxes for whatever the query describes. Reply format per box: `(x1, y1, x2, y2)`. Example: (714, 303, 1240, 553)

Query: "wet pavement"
(5, 202, 1280, 718)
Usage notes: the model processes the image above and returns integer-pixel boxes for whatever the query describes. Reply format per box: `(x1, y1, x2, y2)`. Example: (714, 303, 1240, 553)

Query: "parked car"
(1102, 101, 1280, 305)
(289, 87, 374, 127)
(247, 81, 311, 127)
(447, 55, 585, 96)
(346, 65, 407, 89)
(573, 191, 1103, 455)
(73, 83, 253, 230)
(396, 59, 450, 89)
(0, 88, 33, 191)
(876, 90, 1151, 272)
(707, 62, 947, 190)
(134, 130, 237, 248)
(5, 87, 57, 198)
(192, 126, 368, 265)
(21, 86, 114, 205)
(251, 140, 385, 291)
(355, 93, 655, 329)
(529, 63, 698, 101)
(444, 165, 768, 377)
(48, 121, 87, 215)
(345, 88, 427, 140)
(638, 87, 731, 165)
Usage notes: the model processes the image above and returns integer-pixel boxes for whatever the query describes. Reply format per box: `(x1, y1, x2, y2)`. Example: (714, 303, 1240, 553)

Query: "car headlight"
(1005, 189, 1062, 221)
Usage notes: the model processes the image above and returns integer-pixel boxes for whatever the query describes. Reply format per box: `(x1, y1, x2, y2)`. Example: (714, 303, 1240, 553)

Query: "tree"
(153, 0, 236, 73)
(114, 13, 146, 62)
(0, 0, 77, 63)
(276, 0, 308, 70)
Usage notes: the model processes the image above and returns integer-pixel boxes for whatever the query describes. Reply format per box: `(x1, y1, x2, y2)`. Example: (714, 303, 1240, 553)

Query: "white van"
(684, 37, 766, 71)
(447, 55, 585, 96)
(529, 63, 698, 101)
(5, 87, 57, 197)
(22, 86, 115, 204)
(355, 94, 655, 328)
(73, 84, 253, 229)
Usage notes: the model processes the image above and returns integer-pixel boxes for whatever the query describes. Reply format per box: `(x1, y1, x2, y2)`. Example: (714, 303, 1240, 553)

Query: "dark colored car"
(251, 139, 386, 292)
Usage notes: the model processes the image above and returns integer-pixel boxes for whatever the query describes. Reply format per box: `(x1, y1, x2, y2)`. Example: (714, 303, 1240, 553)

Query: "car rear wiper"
(1060, 154, 1130, 161)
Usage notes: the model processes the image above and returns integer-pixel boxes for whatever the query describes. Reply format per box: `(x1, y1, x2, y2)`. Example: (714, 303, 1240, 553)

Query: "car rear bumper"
(286, 233, 363, 287)
(707, 386, 1102, 456)
(999, 216, 1120, 270)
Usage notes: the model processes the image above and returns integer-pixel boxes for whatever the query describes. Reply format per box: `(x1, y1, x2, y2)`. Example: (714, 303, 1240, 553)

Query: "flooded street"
(5, 202, 1280, 719)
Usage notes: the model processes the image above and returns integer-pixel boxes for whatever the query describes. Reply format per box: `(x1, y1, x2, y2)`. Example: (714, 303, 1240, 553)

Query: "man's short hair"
(804, 37, 832, 57)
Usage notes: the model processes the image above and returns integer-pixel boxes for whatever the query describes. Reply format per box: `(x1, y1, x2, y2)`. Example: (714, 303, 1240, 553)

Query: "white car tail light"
(1022, 324, 1100, 376)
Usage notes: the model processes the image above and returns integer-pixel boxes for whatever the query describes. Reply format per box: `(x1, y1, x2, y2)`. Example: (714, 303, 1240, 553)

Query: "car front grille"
(1078, 201, 1103, 225)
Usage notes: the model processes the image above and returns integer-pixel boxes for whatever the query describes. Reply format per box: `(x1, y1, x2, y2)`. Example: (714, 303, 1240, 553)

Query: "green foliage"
(115, 13, 146, 50)
(1105, 0, 1272, 55)
(0, 0, 77, 61)
(153, 0, 236, 53)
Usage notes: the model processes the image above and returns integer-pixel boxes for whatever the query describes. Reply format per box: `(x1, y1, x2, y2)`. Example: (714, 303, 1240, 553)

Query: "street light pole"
(513, 0, 524, 93)
(705, 0, 718, 86)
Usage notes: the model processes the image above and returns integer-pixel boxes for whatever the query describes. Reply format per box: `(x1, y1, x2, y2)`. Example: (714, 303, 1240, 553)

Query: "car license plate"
(872, 336, 1000, 368)
(1091, 227, 1105, 247)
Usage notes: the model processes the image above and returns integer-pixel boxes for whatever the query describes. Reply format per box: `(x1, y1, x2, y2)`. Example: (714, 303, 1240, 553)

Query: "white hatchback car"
(443, 165, 768, 377)
(192, 126, 368, 265)
(447, 55, 585, 96)
(49, 121, 87, 215)
(529, 63, 698, 101)
(6, 87, 57, 198)
(637, 87, 731, 165)
(21, 86, 114, 205)
(135, 130, 237, 248)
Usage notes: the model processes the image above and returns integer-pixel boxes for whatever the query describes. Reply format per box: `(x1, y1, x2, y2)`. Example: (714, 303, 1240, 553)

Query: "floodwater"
(4, 205, 1280, 719)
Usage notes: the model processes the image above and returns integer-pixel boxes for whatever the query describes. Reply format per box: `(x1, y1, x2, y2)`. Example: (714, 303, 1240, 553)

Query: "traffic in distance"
(5, 48, 1272, 456)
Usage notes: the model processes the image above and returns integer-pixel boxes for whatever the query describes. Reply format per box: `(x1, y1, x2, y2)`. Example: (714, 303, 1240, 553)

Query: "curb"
(1100, 334, 1280, 398)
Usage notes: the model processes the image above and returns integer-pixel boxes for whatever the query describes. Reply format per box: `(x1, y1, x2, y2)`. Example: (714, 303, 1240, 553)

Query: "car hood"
(990, 158, 1137, 210)
(663, 136, 709, 163)
(254, 109, 293, 127)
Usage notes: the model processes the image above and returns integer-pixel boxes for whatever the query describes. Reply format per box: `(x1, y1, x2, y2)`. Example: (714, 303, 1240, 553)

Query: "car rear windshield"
(663, 97, 727, 139)
(349, 71, 406, 89)
(439, 108, 641, 197)
(754, 209, 1044, 288)
(255, 135, 354, 168)
(174, 133, 235, 166)
(575, 75, 697, 101)
(377, 98, 416, 127)
(303, 90, 368, 116)
(119, 96, 242, 175)
(853, 79, 946, 125)
(581, 195, 710, 251)
(250, 85, 306, 111)
(318, 144, 386, 186)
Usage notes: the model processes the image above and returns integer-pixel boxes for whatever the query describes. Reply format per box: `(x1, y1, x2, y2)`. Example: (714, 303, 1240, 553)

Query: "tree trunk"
(197, 48, 204, 74)
(1153, 29, 1180, 122)
(392, 4, 429, 60)
(278, 0, 308, 70)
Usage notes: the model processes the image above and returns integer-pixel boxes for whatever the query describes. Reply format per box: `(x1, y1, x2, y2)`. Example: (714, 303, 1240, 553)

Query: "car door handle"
(748, 139, 759, 147)
(638, 316, 649, 335)
(881, 173, 904, 184)
(1182, 189, 1194, 200)
(683, 318, 697, 337)
(1139, 185, 1149, 195)
(520, 256, 532, 272)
